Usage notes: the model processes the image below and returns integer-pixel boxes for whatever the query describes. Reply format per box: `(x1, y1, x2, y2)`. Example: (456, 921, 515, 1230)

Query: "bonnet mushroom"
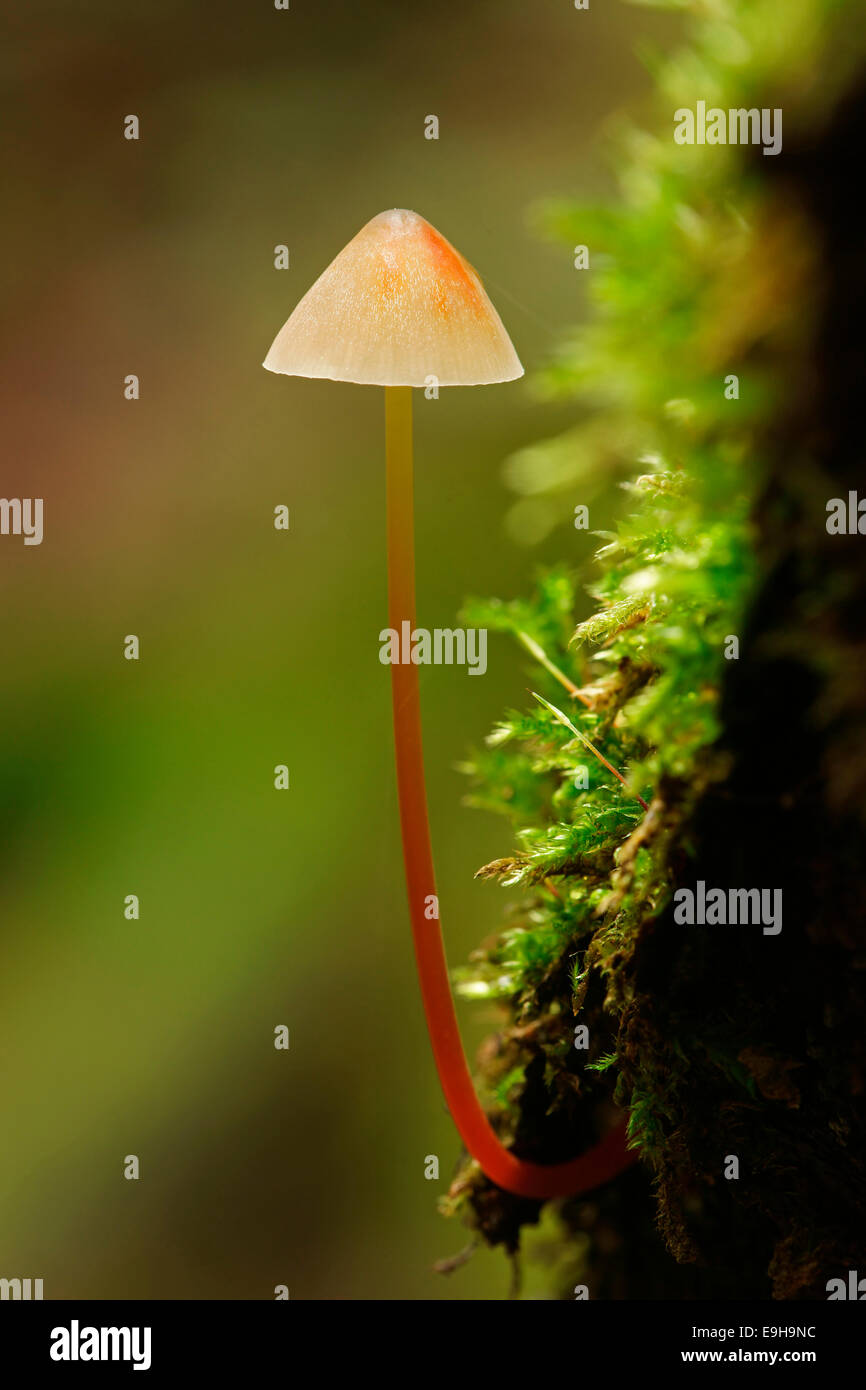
(263, 209, 632, 1199)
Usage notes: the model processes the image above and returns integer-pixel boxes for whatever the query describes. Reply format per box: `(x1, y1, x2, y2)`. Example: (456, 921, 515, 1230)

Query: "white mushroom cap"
(263, 209, 523, 387)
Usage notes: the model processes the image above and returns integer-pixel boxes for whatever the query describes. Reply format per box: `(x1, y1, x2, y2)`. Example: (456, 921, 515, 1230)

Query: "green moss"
(444, 0, 866, 1294)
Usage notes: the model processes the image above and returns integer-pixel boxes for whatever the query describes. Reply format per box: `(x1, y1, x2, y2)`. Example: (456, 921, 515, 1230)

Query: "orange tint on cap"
(263, 209, 523, 387)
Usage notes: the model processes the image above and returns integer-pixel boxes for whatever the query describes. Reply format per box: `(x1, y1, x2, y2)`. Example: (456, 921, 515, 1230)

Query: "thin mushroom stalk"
(264, 208, 635, 1199)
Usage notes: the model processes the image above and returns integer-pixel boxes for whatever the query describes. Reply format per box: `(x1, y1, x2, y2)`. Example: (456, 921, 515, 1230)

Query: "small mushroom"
(263, 209, 632, 1199)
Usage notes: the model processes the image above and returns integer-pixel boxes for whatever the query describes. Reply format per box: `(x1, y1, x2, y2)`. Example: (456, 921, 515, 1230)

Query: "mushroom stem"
(385, 385, 634, 1200)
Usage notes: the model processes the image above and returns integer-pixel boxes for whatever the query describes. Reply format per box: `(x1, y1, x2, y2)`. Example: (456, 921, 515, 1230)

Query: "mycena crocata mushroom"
(263, 208, 635, 1199)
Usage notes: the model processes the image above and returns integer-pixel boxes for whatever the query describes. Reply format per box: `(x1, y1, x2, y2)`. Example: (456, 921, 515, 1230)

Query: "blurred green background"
(0, 0, 677, 1298)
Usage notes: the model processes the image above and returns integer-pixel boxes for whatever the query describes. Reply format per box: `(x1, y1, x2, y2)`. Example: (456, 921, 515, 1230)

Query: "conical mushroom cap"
(263, 209, 523, 387)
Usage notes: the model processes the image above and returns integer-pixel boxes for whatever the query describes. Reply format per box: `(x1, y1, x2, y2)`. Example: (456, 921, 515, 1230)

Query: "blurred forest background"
(0, 0, 683, 1298)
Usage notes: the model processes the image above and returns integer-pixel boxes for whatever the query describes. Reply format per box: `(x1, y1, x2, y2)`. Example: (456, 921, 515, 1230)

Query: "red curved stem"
(385, 386, 635, 1200)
